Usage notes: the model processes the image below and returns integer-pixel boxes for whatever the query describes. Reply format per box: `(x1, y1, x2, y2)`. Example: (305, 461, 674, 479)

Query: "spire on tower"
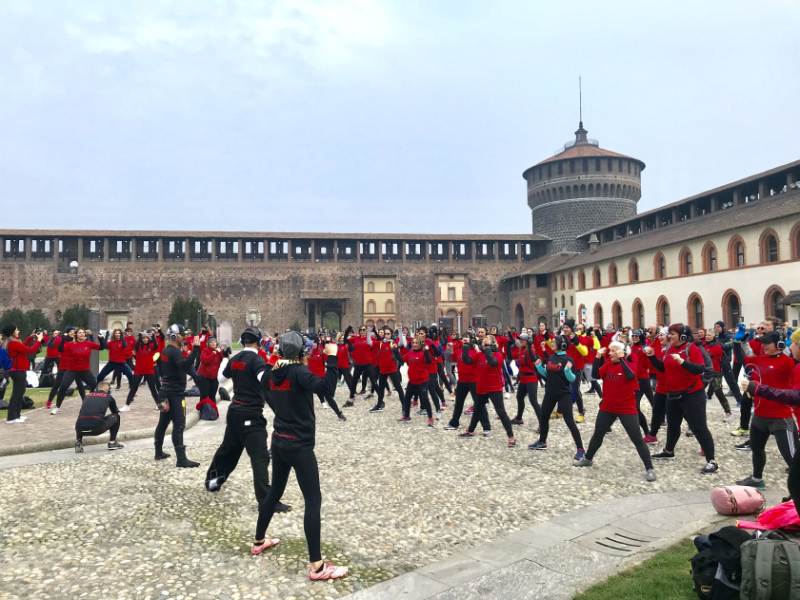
(574, 76, 588, 144)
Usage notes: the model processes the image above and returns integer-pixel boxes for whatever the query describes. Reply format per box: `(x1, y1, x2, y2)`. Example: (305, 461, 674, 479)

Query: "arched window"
(656, 296, 671, 325)
(628, 258, 639, 282)
(561, 294, 566, 308)
(608, 263, 618, 286)
(728, 236, 746, 268)
(553, 277, 558, 291)
(764, 285, 786, 321)
(554, 296, 558, 308)
(679, 247, 693, 276)
(687, 293, 704, 329)
(632, 298, 644, 330)
(386, 281, 394, 292)
(612, 301, 622, 329)
(721, 289, 742, 328)
(592, 267, 601, 288)
(515, 304, 525, 329)
(759, 229, 780, 264)
(702, 242, 718, 272)
(654, 252, 667, 280)
(560, 274, 566, 289)
(367, 281, 375, 292)
(792, 222, 800, 259)
(593, 303, 604, 327)
(366, 300, 376, 313)
(385, 299, 394, 313)
(568, 273, 574, 288)
(578, 304, 586, 324)
(578, 271, 586, 291)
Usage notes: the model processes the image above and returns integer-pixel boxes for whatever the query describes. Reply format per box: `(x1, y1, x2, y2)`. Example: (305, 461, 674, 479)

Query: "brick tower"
(522, 123, 645, 251)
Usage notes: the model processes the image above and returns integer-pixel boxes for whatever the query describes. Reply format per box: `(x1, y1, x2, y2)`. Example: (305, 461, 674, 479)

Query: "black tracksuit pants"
(515, 381, 541, 424)
(377, 371, 404, 406)
(586, 410, 653, 470)
(449, 381, 486, 429)
(97, 361, 133, 386)
(538, 392, 584, 450)
(127, 374, 159, 405)
(663, 389, 715, 460)
(7, 371, 27, 422)
(750, 415, 797, 479)
(649, 392, 667, 438)
(350, 364, 377, 398)
(206, 408, 271, 501)
(468, 391, 513, 437)
(402, 382, 432, 418)
(154, 392, 187, 453)
(76, 413, 120, 441)
(635, 378, 654, 435)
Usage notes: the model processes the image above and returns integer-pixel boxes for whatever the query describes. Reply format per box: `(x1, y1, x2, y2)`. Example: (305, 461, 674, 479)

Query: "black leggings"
(635, 378, 654, 435)
(315, 391, 343, 417)
(197, 375, 219, 403)
(402, 382, 432, 418)
(664, 389, 715, 460)
(468, 391, 513, 437)
(449, 382, 488, 429)
(740, 395, 754, 431)
(649, 392, 667, 437)
(97, 361, 133, 386)
(206, 410, 270, 501)
(586, 411, 653, 470)
(7, 371, 27, 421)
(154, 393, 186, 450)
(255, 445, 322, 562)
(76, 413, 120, 441)
(377, 371, 404, 405)
(127, 374, 159, 405)
(538, 393, 584, 450)
(789, 441, 800, 517)
(428, 375, 443, 411)
(750, 416, 797, 479)
(515, 381, 541, 423)
(437, 364, 453, 394)
(338, 367, 353, 391)
(56, 370, 96, 407)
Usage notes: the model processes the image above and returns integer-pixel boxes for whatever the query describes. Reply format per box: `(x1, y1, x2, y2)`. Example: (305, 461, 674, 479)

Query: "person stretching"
(96, 329, 134, 388)
(371, 327, 405, 413)
(195, 336, 229, 420)
(252, 332, 347, 581)
(2, 325, 42, 423)
(511, 333, 541, 428)
(397, 334, 435, 426)
(528, 335, 585, 461)
(123, 331, 160, 411)
(574, 342, 656, 481)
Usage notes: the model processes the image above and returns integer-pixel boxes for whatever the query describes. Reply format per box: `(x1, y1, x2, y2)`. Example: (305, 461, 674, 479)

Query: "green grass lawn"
(0, 387, 50, 419)
(574, 539, 696, 600)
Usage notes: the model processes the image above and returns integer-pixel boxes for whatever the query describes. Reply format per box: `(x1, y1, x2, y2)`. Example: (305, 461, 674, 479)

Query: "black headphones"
(678, 325, 693, 343)
(554, 335, 569, 351)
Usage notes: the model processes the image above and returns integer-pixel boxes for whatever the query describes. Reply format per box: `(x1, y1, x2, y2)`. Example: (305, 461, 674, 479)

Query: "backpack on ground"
(739, 532, 800, 599)
(691, 526, 754, 599)
(22, 396, 34, 409)
(0, 347, 11, 371)
(711, 485, 767, 516)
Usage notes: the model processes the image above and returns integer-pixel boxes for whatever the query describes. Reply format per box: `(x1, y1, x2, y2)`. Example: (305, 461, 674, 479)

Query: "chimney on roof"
(588, 233, 599, 254)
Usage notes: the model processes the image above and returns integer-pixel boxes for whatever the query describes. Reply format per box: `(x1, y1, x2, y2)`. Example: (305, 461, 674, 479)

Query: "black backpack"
(694, 342, 715, 385)
(691, 526, 754, 599)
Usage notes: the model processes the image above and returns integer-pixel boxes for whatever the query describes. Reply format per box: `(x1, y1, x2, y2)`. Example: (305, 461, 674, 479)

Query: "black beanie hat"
(1, 324, 15, 338)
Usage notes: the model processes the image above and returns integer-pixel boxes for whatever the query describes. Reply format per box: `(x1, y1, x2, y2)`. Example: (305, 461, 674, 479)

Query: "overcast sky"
(1, 0, 797, 234)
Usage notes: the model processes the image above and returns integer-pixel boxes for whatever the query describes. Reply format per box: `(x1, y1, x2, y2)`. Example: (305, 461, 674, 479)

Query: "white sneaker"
(5, 418, 25, 424)
(503, 392, 510, 399)
(435, 411, 442, 420)
(50, 407, 61, 415)
(118, 405, 131, 412)
(18, 415, 27, 422)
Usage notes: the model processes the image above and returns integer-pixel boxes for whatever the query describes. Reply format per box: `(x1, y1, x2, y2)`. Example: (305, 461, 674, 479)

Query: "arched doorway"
(611, 301, 622, 329)
(721, 290, 742, 328)
(687, 293, 704, 330)
(631, 299, 644, 330)
(515, 304, 525, 330)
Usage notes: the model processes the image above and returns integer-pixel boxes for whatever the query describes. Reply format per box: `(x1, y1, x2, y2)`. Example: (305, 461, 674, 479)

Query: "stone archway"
(514, 304, 525, 330)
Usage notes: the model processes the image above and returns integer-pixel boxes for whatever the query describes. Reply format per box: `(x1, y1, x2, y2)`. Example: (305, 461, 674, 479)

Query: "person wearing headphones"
(154, 324, 201, 468)
(735, 331, 796, 489)
(205, 326, 291, 511)
(528, 334, 585, 461)
(644, 323, 718, 474)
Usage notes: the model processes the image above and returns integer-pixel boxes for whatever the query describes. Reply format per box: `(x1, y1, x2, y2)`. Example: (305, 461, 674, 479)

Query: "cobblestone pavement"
(0, 380, 788, 600)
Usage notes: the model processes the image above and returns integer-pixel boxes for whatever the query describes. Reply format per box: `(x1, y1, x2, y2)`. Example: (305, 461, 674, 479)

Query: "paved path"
(344, 488, 785, 600)
(0, 376, 230, 456)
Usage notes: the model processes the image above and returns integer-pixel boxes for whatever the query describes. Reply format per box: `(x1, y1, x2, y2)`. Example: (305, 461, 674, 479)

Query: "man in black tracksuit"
(154, 326, 200, 468)
(204, 326, 290, 511)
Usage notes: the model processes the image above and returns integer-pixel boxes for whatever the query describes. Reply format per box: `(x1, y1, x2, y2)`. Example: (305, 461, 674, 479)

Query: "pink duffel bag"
(710, 485, 766, 516)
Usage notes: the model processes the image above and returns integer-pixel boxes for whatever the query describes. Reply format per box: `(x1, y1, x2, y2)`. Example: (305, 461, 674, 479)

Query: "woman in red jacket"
(123, 331, 160, 410)
(96, 329, 134, 388)
(511, 333, 541, 428)
(645, 328, 669, 444)
(2, 325, 43, 423)
(307, 337, 346, 421)
(195, 337, 229, 420)
(459, 335, 516, 447)
(397, 334, 434, 426)
(575, 342, 656, 481)
(52, 328, 101, 414)
(371, 327, 405, 413)
(645, 323, 718, 474)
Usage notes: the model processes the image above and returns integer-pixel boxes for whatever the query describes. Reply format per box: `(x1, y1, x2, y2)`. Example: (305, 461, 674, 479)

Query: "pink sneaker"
(309, 562, 349, 581)
(465, 406, 474, 415)
(643, 434, 657, 445)
(46, 400, 52, 410)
